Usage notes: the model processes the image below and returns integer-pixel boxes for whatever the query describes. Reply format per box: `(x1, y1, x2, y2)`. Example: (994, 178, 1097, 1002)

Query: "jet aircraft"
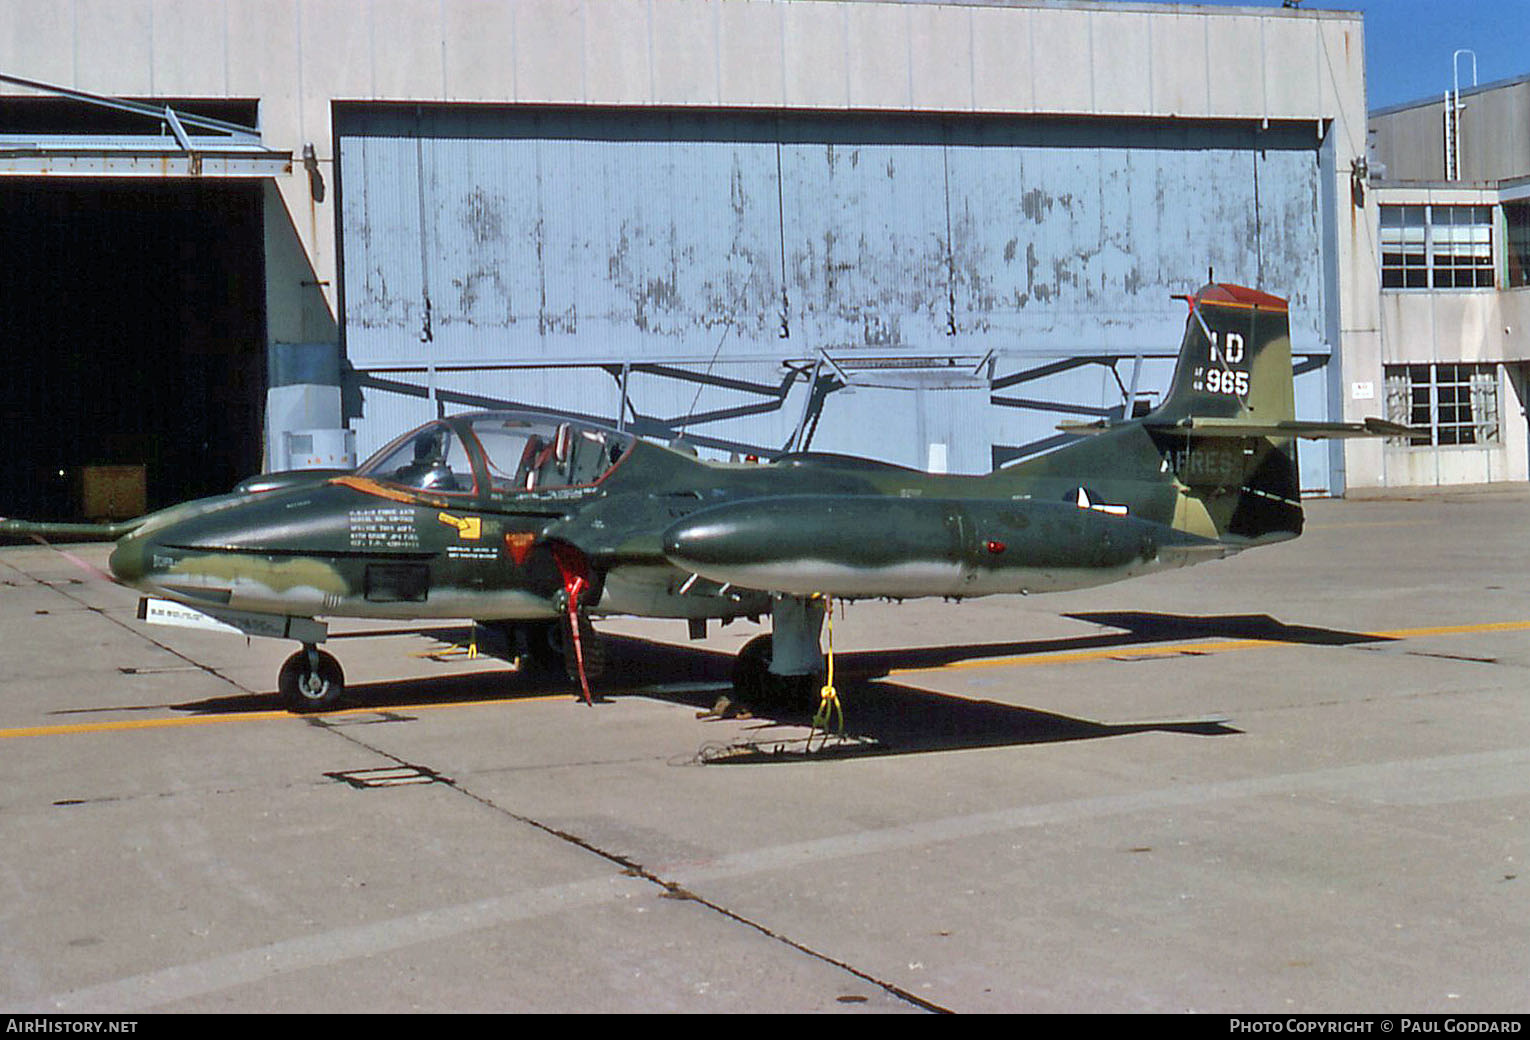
(2, 283, 1405, 715)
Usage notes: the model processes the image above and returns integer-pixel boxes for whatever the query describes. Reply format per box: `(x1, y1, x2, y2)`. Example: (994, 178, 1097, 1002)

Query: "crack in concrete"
(312, 717, 949, 1014)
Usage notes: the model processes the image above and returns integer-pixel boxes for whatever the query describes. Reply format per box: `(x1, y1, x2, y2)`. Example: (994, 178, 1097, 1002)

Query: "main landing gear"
(474, 618, 607, 683)
(709, 594, 827, 717)
(510, 618, 607, 685)
(279, 644, 346, 713)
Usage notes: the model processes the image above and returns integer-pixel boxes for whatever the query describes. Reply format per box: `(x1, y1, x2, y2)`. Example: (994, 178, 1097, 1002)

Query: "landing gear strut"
(278, 644, 346, 713)
(716, 594, 826, 716)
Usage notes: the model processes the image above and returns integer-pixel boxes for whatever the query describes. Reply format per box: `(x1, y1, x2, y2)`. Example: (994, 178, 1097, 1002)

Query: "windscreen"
(355, 422, 475, 493)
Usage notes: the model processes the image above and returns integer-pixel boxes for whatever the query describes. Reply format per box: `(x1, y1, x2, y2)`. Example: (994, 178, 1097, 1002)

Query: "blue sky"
(1111, 1, 1530, 111)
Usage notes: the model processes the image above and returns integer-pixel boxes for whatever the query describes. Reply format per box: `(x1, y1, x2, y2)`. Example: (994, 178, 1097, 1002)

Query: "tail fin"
(1147, 284, 1302, 544)
(1153, 283, 1294, 426)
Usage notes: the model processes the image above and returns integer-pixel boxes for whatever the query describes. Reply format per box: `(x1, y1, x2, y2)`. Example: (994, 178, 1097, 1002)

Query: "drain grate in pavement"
(325, 765, 447, 789)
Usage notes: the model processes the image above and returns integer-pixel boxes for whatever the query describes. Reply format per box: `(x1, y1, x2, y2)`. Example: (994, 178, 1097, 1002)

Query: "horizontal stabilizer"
(1144, 417, 1412, 440)
(1060, 417, 1410, 440)
(1056, 419, 1113, 436)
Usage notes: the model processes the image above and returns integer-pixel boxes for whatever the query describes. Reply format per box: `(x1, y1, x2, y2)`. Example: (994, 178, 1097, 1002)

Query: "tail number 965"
(1205, 367, 1249, 397)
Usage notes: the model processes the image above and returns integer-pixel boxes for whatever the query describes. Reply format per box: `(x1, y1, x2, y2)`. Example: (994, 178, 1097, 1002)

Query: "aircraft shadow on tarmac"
(614, 633, 1244, 762)
(124, 609, 1394, 760)
(1065, 611, 1391, 647)
(685, 612, 1392, 762)
(841, 610, 1391, 679)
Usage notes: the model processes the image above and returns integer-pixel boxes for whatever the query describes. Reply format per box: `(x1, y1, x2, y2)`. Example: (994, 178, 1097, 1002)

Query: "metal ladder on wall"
(1444, 49, 1477, 181)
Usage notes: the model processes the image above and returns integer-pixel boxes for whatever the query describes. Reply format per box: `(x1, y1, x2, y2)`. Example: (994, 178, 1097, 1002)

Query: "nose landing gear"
(279, 645, 346, 713)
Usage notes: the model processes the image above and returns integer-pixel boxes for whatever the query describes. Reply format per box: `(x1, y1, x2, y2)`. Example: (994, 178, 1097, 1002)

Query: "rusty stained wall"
(337, 107, 1330, 473)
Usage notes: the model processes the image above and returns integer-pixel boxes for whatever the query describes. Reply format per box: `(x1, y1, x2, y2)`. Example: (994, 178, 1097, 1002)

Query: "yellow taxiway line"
(0, 694, 574, 740)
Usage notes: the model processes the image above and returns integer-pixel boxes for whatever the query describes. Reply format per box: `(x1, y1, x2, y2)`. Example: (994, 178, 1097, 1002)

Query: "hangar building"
(0, 0, 1379, 520)
(1368, 73, 1530, 486)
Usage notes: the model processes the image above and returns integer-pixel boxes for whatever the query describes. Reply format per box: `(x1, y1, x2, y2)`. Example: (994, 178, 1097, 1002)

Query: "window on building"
(1384, 363, 1501, 447)
(1381, 205, 1428, 288)
(1506, 201, 1530, 288)
(1380, 205, 1494, 289)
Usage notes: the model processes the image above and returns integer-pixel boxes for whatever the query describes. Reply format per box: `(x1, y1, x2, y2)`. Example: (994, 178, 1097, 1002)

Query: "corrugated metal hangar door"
(336, 105, 1335, 489)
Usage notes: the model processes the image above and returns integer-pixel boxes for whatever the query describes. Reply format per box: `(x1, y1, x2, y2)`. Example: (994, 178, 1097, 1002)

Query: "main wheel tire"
(278, 649, 346, 714)
(518, 620, 567, 673)
(561, 613, 607, 682)
(731, 634, 822, 714)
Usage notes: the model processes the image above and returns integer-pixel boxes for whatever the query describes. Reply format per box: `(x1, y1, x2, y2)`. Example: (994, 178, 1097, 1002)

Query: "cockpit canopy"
(356, 413, 633, 495)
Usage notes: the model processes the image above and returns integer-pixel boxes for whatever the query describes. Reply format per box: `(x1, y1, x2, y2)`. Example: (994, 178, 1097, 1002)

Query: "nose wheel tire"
(279, 647, 346, 713)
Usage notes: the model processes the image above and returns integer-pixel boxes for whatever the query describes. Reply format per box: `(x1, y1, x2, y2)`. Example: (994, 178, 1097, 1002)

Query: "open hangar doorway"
(0, 178, 267, 521)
